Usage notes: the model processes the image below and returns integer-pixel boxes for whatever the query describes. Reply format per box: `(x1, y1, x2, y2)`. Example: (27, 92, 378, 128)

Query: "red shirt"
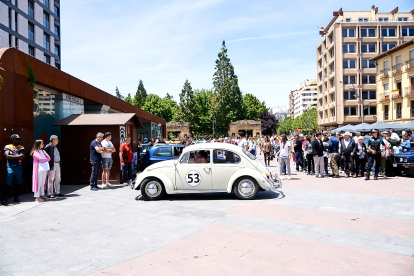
(120, 143, 133, 163)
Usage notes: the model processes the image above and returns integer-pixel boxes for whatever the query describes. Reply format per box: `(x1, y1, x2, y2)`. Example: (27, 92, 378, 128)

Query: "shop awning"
(52, 113, 144, 128)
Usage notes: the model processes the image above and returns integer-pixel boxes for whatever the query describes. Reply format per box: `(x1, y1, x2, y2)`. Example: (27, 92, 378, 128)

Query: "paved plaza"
(1, 154, 414, 276)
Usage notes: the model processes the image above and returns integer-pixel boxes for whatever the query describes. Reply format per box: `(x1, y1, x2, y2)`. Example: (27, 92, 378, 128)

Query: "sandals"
(35, 198, 44, 202)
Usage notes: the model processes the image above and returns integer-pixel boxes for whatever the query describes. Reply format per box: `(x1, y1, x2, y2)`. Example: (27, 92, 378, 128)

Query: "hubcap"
(238, 180, 255, 197)
(146, 181, 161, 197)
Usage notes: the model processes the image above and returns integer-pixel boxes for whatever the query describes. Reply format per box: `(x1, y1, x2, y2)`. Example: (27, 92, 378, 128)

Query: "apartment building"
(316, 6, 414, 128)
(371, 40, 414, 123)
(293, 79, 317, 118)
(288, 91, 295, 118)
(0, 0, 61, 69)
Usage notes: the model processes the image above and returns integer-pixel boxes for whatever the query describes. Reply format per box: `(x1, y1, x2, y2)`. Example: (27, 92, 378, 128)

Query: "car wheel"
(140, 178, 166, 201)
(233, 177, 259, 200)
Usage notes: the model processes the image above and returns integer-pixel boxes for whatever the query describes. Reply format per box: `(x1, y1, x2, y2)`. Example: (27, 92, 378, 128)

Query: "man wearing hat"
(365, 129, 389, 180)
(184, 134, 195, 148)
(2, 134, 25, 205)
(340, 132, 356, 178)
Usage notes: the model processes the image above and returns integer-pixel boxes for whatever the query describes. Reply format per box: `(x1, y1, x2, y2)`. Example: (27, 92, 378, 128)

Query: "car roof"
(182, 142, 243, 154)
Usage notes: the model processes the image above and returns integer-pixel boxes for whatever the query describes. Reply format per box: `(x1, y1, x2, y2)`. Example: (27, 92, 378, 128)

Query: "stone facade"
(166, 122, 190, 138)
(228, 120, 262, 138)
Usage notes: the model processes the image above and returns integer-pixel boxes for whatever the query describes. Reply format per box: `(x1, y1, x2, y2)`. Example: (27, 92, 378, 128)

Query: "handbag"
(38, 151, 50, 172)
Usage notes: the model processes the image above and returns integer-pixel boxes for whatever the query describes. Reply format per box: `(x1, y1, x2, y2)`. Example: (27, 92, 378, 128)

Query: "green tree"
(177, 80, 196, 129)
(133, 80, 147, 108)
(243, 93, 267, 120)
(115, 86, 124, 100)
(278, 116, 294, 133)
(211, 41, 244, 133)
(192, 89, 213, 135)
(141, 94, 179, 122)
(165, 92, 173, 100)
(160, 97, 179, 122)
(125, 93, 132, 104)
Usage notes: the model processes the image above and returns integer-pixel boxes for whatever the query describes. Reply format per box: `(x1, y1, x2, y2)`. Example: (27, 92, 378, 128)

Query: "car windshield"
(242, 148, 256, 160)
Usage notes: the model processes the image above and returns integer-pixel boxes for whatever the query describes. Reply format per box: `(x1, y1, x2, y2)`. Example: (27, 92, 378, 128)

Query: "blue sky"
(61, 0, 414, 110)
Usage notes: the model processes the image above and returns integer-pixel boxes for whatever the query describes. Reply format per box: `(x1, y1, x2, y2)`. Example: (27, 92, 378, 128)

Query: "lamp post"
(351, 84, 364, 124)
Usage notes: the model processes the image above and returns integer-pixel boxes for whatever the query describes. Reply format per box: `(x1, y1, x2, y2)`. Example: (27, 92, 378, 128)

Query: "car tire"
(233, 176, 259, 200)
(140, 178, 166, 201)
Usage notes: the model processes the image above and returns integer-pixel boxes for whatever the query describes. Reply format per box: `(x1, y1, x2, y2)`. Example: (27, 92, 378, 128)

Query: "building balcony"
(329, 101, 335, 108)
(378, 93, 390, 102)
(379, 69, 389, 80)
(392, 63, 402, 76)
(405, 86, 414, 98)
(328, 86, 335, 94)
(361, 68, 376, 74)
(360, 84, 376, 90)
(405, 58, 414, 72)
(396, 111, 402, 120)
(391, 90, 403, 100)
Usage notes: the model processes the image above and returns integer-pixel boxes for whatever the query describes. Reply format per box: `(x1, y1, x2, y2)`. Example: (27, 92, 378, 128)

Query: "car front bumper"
(269, 176, 282, 190)
(393, 162, 414, 175)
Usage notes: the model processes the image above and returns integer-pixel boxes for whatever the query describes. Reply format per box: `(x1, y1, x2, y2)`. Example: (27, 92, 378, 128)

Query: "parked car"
(393, 150, 414, 176)
(139, 144, 184, 172)
(134, 143, 281, 200)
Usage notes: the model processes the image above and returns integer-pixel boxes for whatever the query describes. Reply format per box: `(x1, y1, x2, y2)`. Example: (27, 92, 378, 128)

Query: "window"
(330, 93, 335, 101)
(43, 12, 50, 29)
(381, 28, 395, 37)
(28, 46, 35, 57)
(402, 28, 414, 37)
(44, 54, 50, 64)
(213, 150, 240, 164)
(8, 8, 12, 29)
(384, 105, 389, 120)
(343, 76, 356, 84)
(319, 112, 323, 119)
(319, 72, 322, 81)
(378, 17, 388, 22)
(343, 60, 356, 68)
(55, 62, 60, 69)
(44, 32, 50, 50)
(361, 75, 375, 84)
(382, 43, 395, 52)
(330, 49, 334, 58)
(28, 23, 34, 41)
(398, 17, 408, 21)
(344, 91, 356, 100)
(345, 18, 351, 22)
(343, 44, 355, 53)
(329, 35, 334, 43)
(9, 34, 12, 47)
(331, 108, 335, 117)
(15, 12, 18, 31)
(318, 59, 322, 68)
(54, 25, 59, 36)
(330, 78, 335, 88)
(154, 147, 172, 157)
(358, 18, 368, 22)
(54, 6, 60, 16)
(361, 59, 376, 68)
(397, 103, 402, 118)
(28, 0, 34, 18)
(344, 107, 357, 116)
(44, 0, 49, 7)
(364, 106, 377, 115)
(362, 91, 376, 99)
(319, 99, 322, 106)
(15, 37, 18, 49)
(384, 83, 389, 94)
(342, 29, 355, 37)
(361, 44, 376, 53)
(54, 44, 59, 56)
(361, 28, 375, 37)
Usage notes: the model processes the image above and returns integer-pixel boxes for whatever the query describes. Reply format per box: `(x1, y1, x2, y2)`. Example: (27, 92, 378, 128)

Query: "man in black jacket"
(340, 132, 356, 178)
(311, 132, 325, 178)
(44, 135, 64, 198)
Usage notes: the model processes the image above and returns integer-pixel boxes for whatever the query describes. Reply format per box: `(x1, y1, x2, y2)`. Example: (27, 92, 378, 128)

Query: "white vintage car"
(133, 143, 281, 200)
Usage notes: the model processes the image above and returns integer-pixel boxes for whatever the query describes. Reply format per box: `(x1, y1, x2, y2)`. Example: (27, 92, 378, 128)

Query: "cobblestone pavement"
(1, 152, 414, 276)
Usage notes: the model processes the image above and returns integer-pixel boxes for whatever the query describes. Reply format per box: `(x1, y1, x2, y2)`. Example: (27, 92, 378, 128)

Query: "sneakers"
(280, 176, 284, 180)
(106, 184, 113, 188)
(101, 184, 106, 189)
(287, 176, 291, 180)
(91, 186, 99, 191)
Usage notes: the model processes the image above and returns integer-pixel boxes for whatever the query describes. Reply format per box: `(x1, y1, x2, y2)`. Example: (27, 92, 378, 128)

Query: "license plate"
(393, 164, 397, 167)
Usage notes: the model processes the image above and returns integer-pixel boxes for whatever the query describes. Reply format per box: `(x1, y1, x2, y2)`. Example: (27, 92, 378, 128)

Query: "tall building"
(0, 0, 61, 69)
(316, 6, 414, 128)
(371, 39, 414, 123)
(293, 79, 317, 118)
(270, 105, 288, 122)
(288, 91, 295, 118)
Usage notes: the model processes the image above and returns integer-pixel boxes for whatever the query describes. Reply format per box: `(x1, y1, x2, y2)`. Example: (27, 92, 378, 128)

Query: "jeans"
(251, 149, 256, 156)
(365, 153, 381, 176)
(279, 157, 291, 175)
(90, 161, 101, 187)
(122, 162, 133, 183)
(294, 151, 303, 170)
(306, 153, 314, 173)
(343, 154, 354, 176)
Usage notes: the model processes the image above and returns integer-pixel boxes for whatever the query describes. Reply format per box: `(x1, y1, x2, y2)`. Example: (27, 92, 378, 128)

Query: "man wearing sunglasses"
(90, 132, 105, 191)
(184, 134, 195, 148)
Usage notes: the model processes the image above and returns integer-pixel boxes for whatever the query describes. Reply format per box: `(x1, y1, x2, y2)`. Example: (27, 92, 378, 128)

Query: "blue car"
(393, 150, 414, 176)
(139, 144, 184, 171)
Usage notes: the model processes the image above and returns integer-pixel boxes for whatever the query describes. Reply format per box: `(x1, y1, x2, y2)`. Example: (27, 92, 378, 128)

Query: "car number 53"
(186, 171, 202, 187)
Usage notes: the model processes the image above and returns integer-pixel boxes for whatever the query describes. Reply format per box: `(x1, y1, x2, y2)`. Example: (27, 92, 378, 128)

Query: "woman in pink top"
(30, 140, 51, 202)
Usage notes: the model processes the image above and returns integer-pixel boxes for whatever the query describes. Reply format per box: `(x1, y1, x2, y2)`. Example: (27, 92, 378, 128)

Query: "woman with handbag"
(353, 136, 367, 177)
(31, 140, 51, 202)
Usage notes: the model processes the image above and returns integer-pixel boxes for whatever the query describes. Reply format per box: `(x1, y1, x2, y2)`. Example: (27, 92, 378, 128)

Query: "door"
(211, 149, 243, 190)
(175, 149, 212, 190)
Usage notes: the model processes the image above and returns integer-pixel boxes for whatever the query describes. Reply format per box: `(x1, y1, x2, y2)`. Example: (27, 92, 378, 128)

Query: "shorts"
(102, 158, 113, 169)
(6, 166, 23, 186)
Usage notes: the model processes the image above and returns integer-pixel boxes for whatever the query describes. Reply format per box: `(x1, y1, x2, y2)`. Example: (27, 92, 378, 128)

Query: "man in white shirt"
(353, 132, 361, 144)
(238, 130, 248, 150)
(390, 129, 400, 142)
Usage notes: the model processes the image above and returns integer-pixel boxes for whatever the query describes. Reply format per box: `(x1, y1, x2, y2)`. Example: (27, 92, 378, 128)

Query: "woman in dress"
(31, 140, 51, 202)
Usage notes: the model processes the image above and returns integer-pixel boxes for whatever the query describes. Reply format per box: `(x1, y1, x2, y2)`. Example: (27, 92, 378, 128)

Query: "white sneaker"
(288, 176, 291, 180)
(280, 176, 284, 180)
(101, 184, 106, 189)
(106, 183, 113, 188)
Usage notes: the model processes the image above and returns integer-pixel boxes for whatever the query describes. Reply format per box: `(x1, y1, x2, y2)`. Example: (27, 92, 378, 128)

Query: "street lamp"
(350, 83, 364, 123)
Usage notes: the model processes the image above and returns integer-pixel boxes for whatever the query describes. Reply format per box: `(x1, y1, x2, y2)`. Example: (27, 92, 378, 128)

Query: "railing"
(405, 86, 414, 97)
(406, 58, 414, 70)
(392, 90, 402, 99)
(396, 111, 402, 119)
(379, 69, 389, 78)
(384, 113, 389, 120)
(340, 19, 414, 23)
(392, 63, 402, 74)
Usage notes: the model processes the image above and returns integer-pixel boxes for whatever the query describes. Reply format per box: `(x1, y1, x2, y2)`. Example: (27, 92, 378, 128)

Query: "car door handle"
(204, 167, 211, 171)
